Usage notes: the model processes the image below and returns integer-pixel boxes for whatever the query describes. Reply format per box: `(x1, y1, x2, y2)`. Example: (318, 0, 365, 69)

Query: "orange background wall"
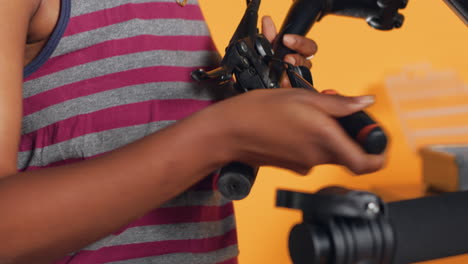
(198, 0, 468, 263)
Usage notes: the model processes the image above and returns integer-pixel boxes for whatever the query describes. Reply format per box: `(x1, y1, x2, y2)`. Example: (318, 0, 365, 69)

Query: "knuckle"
(291, 157, 315, 174)
(289, 88, 313, 101)
(303, 155, 318, 168)
(294, 89, 319, 103)
(346, 156, 367, 174)
(276, 90, 309, 111)
(313, 120, 336, 141)
(370, 156, 385, 171)
(349, 156, 381, 175)
(352, 166, 371, 175)
(310, 40, 318, 53)
(288, 163, 312, 176)
(284, 54, 297, 65)
(305, 152, 329, 168)
(297, 167, 312, 176)
(289, 35, 302, 48)
(291, 54, 302, 65)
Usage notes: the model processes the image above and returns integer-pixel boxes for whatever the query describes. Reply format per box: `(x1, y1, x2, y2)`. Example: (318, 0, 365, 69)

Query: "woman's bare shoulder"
(0, 0, 42, 176)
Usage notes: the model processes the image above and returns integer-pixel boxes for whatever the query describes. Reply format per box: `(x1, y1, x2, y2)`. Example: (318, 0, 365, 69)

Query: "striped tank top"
(21, 0, 238, 263)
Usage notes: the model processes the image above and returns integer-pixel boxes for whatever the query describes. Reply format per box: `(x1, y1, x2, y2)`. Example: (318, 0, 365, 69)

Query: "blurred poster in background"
(385, 64, 468, 193)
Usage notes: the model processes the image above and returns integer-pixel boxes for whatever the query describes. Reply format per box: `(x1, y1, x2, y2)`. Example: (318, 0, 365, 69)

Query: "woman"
(0, 0, 384, 263)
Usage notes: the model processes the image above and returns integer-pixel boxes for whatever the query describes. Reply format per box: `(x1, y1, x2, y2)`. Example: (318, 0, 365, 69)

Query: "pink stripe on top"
(64, 3, 205, 37)
(20, 99, 212, 151)
(54, 229, 237, 264)
(24, 66, 198, 115)
(24, 35, 216, 81)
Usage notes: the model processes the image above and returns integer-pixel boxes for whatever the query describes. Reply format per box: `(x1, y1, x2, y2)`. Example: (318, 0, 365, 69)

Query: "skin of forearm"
(0, 114, 232, 264)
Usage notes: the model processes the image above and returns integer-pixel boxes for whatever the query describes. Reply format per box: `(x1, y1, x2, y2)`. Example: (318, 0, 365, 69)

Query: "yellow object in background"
(420, 144, 468, 192)
(199, 0, 468, 263)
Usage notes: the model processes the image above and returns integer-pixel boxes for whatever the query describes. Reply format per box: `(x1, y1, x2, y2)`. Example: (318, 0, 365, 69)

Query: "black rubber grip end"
(363, 127, 388, 154)
(217, 172, 253, 200)
(217, 162, 258, 200)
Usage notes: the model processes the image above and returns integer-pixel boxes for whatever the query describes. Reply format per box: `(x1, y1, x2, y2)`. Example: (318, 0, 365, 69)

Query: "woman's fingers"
(283, 34, 318, 58)
(261, 16, 277, 42)
(297, 91, 376, 117)
(284, 54, 313, 69)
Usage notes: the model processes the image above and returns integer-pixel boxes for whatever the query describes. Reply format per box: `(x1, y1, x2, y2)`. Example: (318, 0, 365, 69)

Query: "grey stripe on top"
(106, 245, 238, 264)
(160, 190, 230, 208)
(82, 216, 235, 251)
(18, 120, 174, 169)
(22, 81, 220, 134)
(70, 0, 201, 17)
(24, 50, 220, 98)
(52, 19, 212, 58)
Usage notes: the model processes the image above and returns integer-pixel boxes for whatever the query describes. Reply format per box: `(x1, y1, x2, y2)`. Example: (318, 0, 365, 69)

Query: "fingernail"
(283, 35, 296, 46)
(355, 95, 375, 105)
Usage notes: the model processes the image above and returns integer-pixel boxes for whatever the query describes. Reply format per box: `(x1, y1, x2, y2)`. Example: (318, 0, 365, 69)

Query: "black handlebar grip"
(338, 111, 387, 154)
(216, 162, 259, 200)
(320, 89, 387, 155)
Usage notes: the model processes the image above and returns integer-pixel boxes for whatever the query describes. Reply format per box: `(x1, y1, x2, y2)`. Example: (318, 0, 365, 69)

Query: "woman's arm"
(0, 0, 40, 177)
(0, 90, 383, 264)
(0, 114, 233, 264)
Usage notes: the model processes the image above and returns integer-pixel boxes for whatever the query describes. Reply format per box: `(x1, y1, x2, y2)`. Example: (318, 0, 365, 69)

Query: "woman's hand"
(192, 88, 385, 176)
(261, 16, 317, 87)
